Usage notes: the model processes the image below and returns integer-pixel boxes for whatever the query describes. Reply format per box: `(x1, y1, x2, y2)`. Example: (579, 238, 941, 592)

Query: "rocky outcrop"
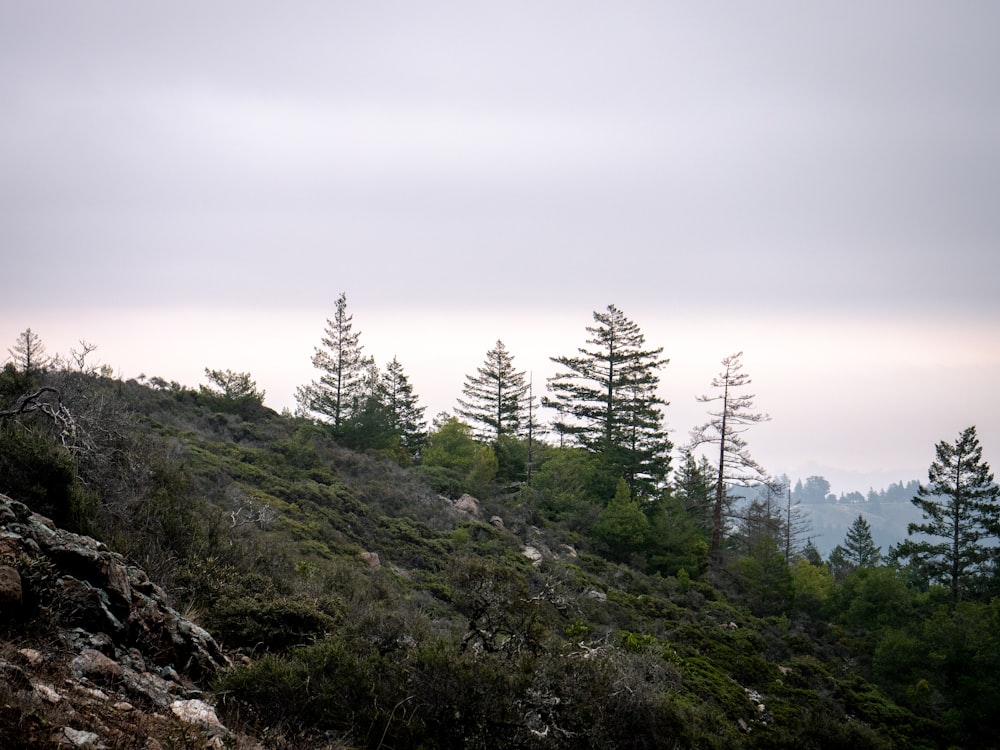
(0, 494, 240, 748)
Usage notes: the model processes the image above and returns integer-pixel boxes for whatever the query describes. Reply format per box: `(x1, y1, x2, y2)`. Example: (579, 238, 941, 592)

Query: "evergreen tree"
(337, 362, 397, 451)
(843, 514, 882, 568)
(526, 446, 599, 528)
(645, 494, 708, 577)
(827, 545, 853, 583)
(592, 478, 650, 561)
(296, 293, 374, 428)
(896, 426, 1000, 603)
(544, 304, 671, 498)
(688, 352, 770, 557)
(381, 356, 426, 454)
(673, 449, 715, 537)
(202, 368, 265, 403)
(456, 340, 529, 444)
(7, 328, 50, 374)
(200, 368, 266, 419)
(735, 535, 793, 616)
(801, 539, 824, 567)
(829, 515, 882, 582)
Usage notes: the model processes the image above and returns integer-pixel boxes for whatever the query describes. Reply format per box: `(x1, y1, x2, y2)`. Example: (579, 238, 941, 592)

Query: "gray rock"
(170, 698, 225, 729)
(522, 545, 544, 566)
(54, 726, 102, 748)
(455, 494, 480, 515)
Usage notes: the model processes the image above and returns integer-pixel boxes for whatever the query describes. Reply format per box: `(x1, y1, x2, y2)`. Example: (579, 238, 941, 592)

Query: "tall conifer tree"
(843, 514, 882, 568)
(896, 425, 1000, 603)
(673, 449, 715, 537)
(456, 340, 529, 444)
(544, 304, 671, 497)
(296, 292, 374, 428)
(828, 514, 882, 580)
(7, 328, 50, 374)
(382, 356, 427, 453)
(689, 352, 770, 557)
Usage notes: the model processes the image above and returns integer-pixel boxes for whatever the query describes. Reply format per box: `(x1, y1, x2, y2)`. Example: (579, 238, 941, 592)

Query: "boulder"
(522, 545, 544, 566)
(455, 494, 480, 515)
(53, 727, 102, 748)
(171, 698, 225, 729)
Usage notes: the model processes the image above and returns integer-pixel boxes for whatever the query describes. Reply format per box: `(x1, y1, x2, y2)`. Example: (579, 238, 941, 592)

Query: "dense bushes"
(0, 422, 95, 532)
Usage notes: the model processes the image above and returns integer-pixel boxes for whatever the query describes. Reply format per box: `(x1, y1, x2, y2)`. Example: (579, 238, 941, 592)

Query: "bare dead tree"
(0, 387, 79, 447)
(782, 483, 813, 562)
(69, 340, 100, 373)
(689, 352, 771, 559)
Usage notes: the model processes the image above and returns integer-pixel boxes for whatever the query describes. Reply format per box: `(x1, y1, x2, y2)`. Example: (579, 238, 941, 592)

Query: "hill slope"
(0, 371, 958, 748)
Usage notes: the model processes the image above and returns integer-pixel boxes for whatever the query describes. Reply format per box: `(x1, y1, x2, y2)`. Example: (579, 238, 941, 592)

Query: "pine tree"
(673, 449, 715, 537)
(296, 293, 374, 428)
(7, 328, 50, 374)
(843, 514, 882, 568)
(828, 515, 882, 581)
(382, 356, 426, 454)
(344, 361, 402, 449)
(827, 545, 851, 582)
(896, 425, 1000, 603)
(801, 539, 823, 566)
(592, 478, 650, 561)
(544, 304, 671, 498)
(456, 340, 529, 444)
(688, 352, 771, 557)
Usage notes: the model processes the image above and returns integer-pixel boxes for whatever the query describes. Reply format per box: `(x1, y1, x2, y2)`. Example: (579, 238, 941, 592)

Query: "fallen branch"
(0, 387, 78, 446)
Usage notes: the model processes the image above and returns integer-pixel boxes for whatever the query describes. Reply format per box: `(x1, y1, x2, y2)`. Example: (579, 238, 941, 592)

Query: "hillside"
(803, 501, 922, 558)
(2, 368, 997, 748)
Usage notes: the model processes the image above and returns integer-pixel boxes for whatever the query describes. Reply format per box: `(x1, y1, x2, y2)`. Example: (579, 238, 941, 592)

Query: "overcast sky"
(2, 2, 999, 493)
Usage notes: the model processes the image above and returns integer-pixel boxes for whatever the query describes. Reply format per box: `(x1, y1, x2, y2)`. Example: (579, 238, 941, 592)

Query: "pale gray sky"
(2, 2, 999, 492)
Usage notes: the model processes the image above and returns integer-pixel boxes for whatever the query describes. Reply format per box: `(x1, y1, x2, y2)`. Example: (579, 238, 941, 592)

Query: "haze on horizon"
(2, 2, 999, 494)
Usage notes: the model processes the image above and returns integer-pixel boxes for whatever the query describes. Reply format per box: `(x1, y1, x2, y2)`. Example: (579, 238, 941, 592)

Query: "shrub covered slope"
(3, 368, 992, 748)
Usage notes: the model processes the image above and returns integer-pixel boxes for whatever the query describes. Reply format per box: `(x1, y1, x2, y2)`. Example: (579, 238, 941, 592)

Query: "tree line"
(287, 294, 779, 560)
(6, 297, 1000, 592)
(5, 318, 1000, 746)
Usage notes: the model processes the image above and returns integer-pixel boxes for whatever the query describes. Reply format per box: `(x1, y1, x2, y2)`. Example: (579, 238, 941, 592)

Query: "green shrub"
(206, 596, 340, 652)
(215, 636, 376, 736)
(0, 422, 95, 533)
